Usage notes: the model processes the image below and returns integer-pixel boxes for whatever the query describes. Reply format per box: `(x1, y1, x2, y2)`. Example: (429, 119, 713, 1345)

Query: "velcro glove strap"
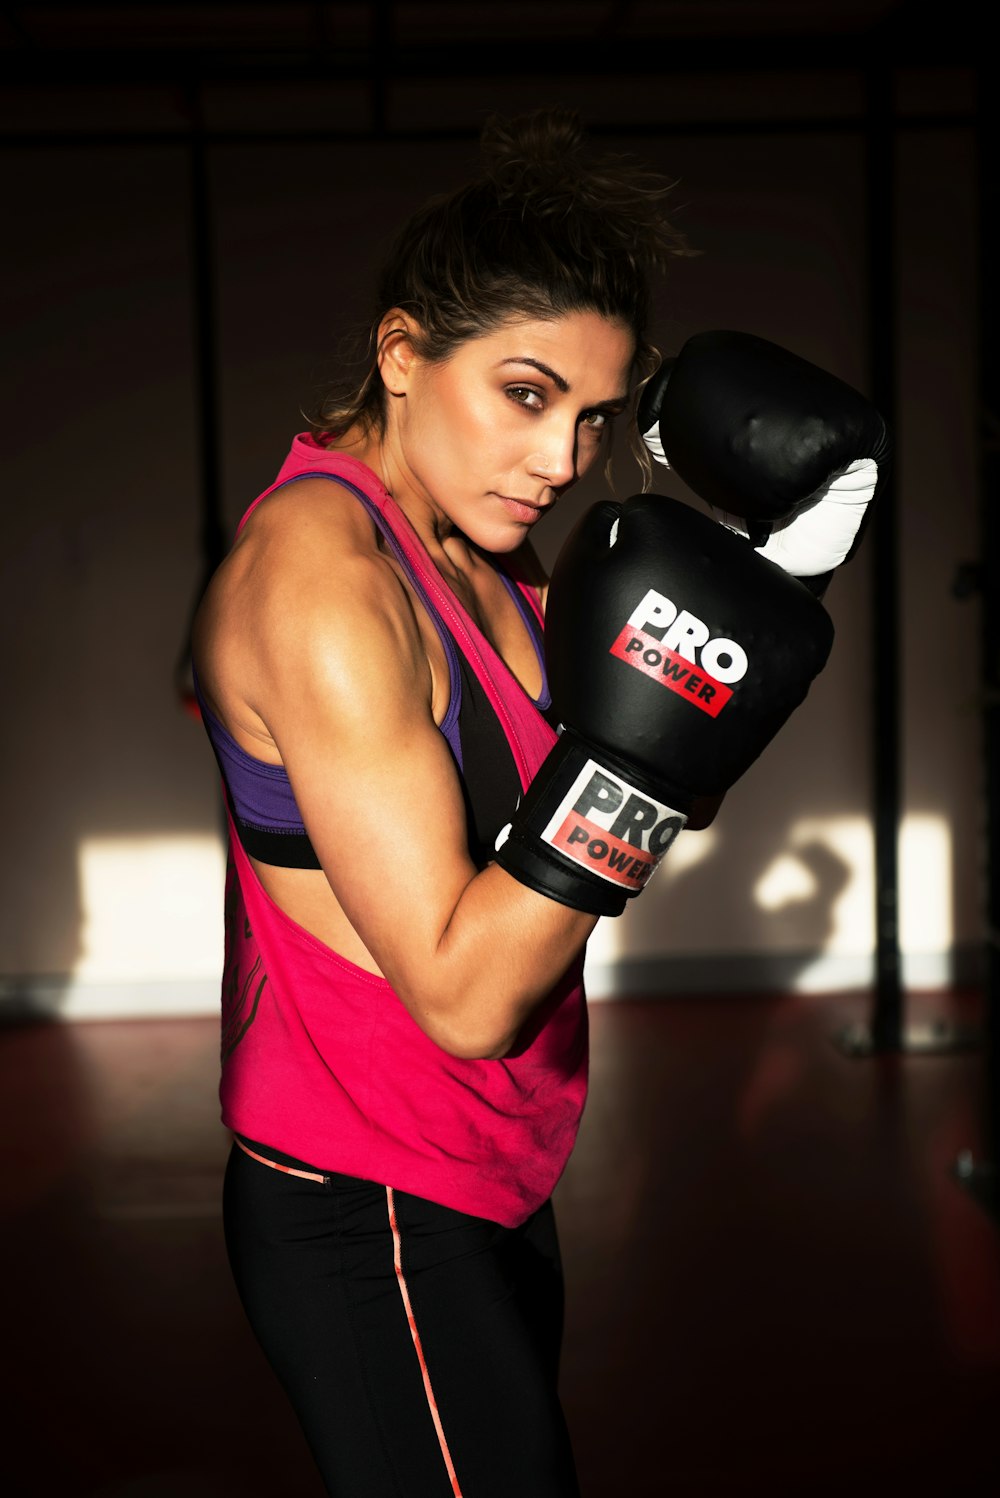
(493, 728, 688, 917)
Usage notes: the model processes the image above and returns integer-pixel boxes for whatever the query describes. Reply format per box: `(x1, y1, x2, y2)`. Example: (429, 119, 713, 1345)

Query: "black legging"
(223, 1139, 582, 1498)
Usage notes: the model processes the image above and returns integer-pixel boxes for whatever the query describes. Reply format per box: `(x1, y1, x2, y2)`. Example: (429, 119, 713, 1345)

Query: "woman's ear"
(377, 309, 420, 397)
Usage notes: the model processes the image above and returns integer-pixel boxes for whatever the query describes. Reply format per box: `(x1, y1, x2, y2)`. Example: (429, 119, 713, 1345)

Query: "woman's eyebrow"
(498, 357, 570, 392)
(498, 357, 629, 406)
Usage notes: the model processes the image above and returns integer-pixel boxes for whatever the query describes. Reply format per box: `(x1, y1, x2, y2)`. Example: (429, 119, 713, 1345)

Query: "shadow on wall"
(587, 795, 855, 1000)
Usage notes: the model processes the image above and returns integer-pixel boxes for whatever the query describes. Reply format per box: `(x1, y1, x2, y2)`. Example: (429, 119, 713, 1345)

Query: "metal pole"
(188, 80, 226, 594)
(954, 64, 999, 1219)
(834, 46, 979, 1060)
(833, 48, 903, 1056)
(175, 80, 225, 711)
(866, 52, 904, 1051)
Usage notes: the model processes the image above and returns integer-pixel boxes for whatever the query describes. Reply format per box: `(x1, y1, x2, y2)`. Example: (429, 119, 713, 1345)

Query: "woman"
(192, 107, 690, 1497)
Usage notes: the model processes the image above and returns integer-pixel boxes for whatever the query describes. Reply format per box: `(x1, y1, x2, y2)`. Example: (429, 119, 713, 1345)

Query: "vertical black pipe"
(865, 54, 904, 1048)
(187, 79, 225, 603)
(180, 80, 227, 849)
(976, 67, 1000, 1179)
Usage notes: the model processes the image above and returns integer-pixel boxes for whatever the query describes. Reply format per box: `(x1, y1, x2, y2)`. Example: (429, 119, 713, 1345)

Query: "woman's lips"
(495, 494, 547, 524)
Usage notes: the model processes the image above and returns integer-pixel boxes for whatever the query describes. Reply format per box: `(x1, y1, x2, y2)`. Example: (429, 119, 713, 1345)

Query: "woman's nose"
(528, 431, 578, 489)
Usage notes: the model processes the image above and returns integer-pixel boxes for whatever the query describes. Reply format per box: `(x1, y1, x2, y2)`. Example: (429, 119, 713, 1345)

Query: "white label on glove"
(610, 587, 749, 717)
(541, 760, 686, 890)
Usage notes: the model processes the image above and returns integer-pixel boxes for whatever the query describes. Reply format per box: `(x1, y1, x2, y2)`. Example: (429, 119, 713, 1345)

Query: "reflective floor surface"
(2, 987, 998, 1496)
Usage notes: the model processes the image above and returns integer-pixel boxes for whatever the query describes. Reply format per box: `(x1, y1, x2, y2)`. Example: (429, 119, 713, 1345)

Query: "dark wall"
(0, 52, 982, 1010)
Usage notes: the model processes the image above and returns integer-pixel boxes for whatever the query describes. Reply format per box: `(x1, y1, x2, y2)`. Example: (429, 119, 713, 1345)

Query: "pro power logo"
(542, 760, 686, 890)
(610, 588, 749, 717)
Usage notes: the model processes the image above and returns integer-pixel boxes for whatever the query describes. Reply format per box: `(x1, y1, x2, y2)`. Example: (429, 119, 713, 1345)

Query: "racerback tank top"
(206, 437, 589, 1228)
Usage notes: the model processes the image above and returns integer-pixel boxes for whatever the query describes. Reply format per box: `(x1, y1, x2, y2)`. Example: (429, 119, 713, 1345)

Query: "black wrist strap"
(494, 729, 688, 917)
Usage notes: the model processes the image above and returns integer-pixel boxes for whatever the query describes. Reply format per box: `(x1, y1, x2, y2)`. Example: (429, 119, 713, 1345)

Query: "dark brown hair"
(311, 107, 695, 480)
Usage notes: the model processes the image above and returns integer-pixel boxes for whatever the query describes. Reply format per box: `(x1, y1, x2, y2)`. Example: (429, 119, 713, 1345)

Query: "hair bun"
(480, 107, 586, 194)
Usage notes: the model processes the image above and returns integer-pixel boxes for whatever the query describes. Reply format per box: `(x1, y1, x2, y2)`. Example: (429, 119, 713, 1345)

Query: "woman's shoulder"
(241, 468, 380, 557)
(195, 468, 413, 696)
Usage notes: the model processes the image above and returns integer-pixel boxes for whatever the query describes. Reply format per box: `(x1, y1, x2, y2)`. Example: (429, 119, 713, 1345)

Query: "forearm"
(387, 863, 597, 1060)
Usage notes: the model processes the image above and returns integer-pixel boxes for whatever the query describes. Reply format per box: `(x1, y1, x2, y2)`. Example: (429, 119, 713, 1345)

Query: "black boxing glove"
(637, 330, 891, 597)
(493, 493, 833, 916)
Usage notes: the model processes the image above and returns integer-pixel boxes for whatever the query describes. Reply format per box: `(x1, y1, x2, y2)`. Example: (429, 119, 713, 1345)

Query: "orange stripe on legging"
(385, 1186, 464, 1498)
(234, 1136, 326, 1183)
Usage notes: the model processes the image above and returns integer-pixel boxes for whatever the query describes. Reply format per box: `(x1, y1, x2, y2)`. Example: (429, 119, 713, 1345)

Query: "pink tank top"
(217, 437, 589, 1227)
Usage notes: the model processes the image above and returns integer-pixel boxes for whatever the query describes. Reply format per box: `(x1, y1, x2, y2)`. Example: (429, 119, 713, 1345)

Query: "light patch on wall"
(754, 851, 820, 911)
(757, 813, 954, 992)
(73, 835, 226, 982)
(898, 814, 953, 954)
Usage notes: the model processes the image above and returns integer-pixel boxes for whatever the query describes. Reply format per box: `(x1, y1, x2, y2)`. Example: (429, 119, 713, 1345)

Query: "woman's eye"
(506, 385, 543, 410)
(582, 410, 608, 431)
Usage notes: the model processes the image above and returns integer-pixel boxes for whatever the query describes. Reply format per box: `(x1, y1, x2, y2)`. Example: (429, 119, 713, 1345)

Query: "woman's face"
(382, 309, 636, 552)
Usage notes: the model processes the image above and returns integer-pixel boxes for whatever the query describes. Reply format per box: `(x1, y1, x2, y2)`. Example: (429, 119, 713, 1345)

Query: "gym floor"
(3, 986, 998, 1497)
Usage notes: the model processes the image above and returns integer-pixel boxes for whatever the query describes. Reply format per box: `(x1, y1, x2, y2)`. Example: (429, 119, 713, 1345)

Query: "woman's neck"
(332, 425, 463, 562)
